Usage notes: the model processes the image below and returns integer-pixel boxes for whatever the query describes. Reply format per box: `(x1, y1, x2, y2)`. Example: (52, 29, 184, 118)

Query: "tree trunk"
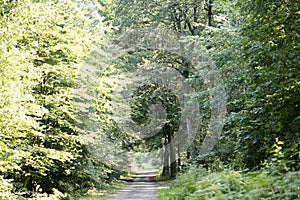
(207, 0, 213, 26)
(162, 138, 169, 176)
(166, 125, 176, 178)
(170, 141, 176, 178)
(177, 143, 181, 172)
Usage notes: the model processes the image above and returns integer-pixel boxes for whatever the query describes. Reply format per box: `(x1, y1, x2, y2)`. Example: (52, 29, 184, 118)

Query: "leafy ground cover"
(158, 167, 300, 200)
(79, 180, 126, 200)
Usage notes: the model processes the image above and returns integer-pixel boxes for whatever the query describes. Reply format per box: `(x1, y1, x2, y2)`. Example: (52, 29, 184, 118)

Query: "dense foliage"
(0, 0, 120, 199)
(100, 0, 300, 198)
(159, 167, 300, 200)
(0, 0, 299, 199)
(100, 0, 299, 170)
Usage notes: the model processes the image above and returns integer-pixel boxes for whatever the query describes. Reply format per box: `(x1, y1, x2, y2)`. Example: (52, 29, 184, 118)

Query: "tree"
(0, 0, 112, 198)
(236, 0, 300, 170)
(110, 0, 221, 33)
(130, 83, 181, 177)
(98, 0, 232, 176)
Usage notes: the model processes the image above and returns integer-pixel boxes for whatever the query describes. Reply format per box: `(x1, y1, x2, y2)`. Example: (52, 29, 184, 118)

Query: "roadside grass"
(79, 180, 126, 200)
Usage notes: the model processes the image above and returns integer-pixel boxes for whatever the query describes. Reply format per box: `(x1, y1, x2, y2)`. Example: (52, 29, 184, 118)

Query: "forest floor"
(103, 171, 158, 200)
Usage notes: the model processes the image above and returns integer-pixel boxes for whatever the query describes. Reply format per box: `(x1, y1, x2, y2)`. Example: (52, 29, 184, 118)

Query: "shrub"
(159, 168, 300, 200)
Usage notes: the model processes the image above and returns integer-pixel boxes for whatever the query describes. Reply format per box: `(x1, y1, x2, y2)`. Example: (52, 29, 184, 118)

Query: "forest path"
(104, 171, 158, 200)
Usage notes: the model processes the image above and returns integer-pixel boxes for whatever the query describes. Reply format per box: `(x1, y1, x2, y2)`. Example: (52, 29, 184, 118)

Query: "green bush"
(0, 176, 17, 200)
(159, 168, 300, 200)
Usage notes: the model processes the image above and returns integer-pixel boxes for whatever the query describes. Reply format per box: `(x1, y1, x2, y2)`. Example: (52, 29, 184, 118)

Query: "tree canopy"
(0, 0, 299, 199)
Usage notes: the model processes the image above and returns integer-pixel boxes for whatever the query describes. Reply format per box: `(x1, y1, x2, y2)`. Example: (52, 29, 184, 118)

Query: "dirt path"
(104, 171, 158, 200)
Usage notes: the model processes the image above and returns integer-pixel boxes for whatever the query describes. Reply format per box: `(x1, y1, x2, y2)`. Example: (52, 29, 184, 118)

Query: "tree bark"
(177, 143, 181, 172)
(207, 0, 213, 26)
(162, 137, 169, 176)
(166, 125, 176, 178)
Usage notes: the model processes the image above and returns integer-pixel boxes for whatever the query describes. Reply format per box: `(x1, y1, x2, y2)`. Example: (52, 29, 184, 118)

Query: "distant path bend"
(104, 171, 158, 200)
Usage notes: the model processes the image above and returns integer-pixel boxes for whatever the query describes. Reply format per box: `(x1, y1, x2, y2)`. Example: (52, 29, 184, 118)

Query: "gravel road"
(104, 171, 158, 200)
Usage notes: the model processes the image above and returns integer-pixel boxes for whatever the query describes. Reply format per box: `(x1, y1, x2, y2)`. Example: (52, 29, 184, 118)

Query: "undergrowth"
(158, 167, 300, 200)
(79, 179, 126, 200)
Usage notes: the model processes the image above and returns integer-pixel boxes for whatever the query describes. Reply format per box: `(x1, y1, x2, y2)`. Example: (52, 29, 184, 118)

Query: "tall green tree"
(0, 0, 112, 198)
(99, 0, 234, 176)
(236, 0, 300, 169)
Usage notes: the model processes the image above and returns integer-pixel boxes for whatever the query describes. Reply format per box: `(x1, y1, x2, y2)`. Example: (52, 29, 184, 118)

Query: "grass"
(79, 193, 106, 200)
(79, 180, 126, 200)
